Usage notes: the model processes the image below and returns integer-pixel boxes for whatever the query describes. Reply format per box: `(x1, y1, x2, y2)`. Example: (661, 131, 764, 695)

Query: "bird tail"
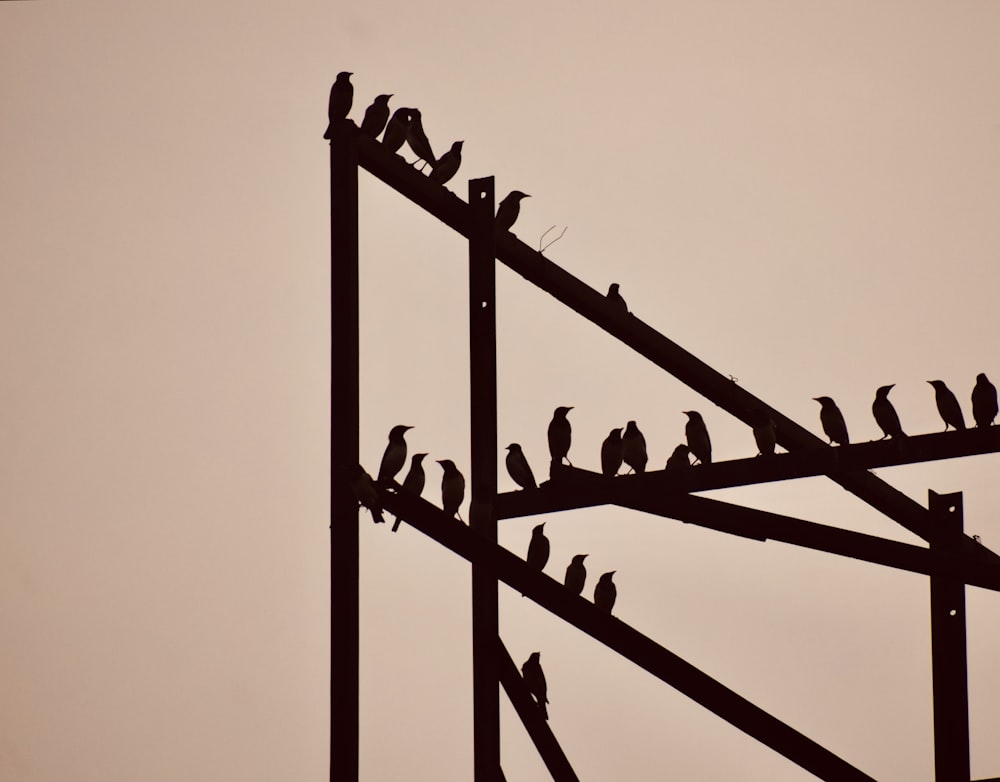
(372, 508, 385, 524)
(391, 515, 402, 533)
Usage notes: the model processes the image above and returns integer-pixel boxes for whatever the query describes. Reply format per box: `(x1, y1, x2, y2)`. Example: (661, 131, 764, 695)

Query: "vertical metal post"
(330, 120, 360, 782)
(929, 490, 970, 782)
(469, 177, 499, 780)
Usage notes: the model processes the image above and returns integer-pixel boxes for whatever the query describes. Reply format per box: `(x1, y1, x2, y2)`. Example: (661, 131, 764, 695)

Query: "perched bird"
(665, 444, 691, 470)
(505, 443, 537, 490)
(359, 93, 392, 138)
(377, 425, 413, 485)
(606, 283, 629, 314)
(621, 420, 648, 474)
(547, 406, 573, 468)
(382, 108, 411, 153)
(495, 190, 530, 233)
(872, 385, 906, 440)
(405, 108, 435, 169)
(391, 453, 427, 533)
(600, 427, 624, 477)
(928, 380, 966, 431)
(814, 396, 849, 445)
(323, 71, 353, 139)
(437, 459, 466, 521)
(526, 523, 550, 572)
(348, 465, 383, 524)
(752, 414, 777, 456)
(521, 652, 548, 719)
(564, 554, 588, 596)
(429, 140, 463, 185)
(594, 571, 617, 614)
(684, 411, 712, 464)
(972, 373, 998, 428)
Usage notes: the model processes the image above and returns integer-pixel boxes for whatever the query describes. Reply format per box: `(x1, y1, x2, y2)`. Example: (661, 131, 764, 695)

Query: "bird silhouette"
(600, 427, 624, 477)
(594, 571, 617, 613)
(437, 459, 465, 521)
(752, 414, 776, 456)
(547, 406, 573, 469)
(564, 554, 588, 595)
(521, 652, 548, 719)
(495, 191, 530, 233)
(684, 411, 712, 464)
(622, 420, 648, 474)
(872, 385, 906, 440)
(382, 108, 411, 153)
(377, 425, 413, 485)
(405, 108, 435, 170)
(323, 71, 353, 139)
(972, 373, 998, 428)
(359, 93, 392, 138)
(665, 444, 691, 470)
(391, 453, 427, 533)
(526, 523, 550, 572)
(606, 283, 629, 314)
(429, 140, 463, 185)
(348, 465, 383, 524)
(928, 380, 966, 431)
(813, 396, 849, 445)
(505, 443, 537, 490)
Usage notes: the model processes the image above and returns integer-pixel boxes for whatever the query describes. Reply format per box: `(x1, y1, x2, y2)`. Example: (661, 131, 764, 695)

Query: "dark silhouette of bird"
(665, 444, 691, 470)
(495, 190, 530, 233)
(600, 427, 623, 477)
(594, 571, 617, 613)
(323, 71, 353, 139)
(429, 140, 463, 185)
(928, 380, 966, 431)
(359, 93, 392, 138)
(526, 523, 550, 572)
(564, 554, 588, 595)
(382, 108, 411, 153)
(391, 453, 427, 533)
(684, 411, 712, 464)
(752, 414, 777, 456)
(348, 465, 383, 524)
(972, 373, 998, 428)
(505, 443, 537, 490)
(547, 406, 573, 468)
(405, 108, 435, 170)
(621, 420, 647, 474)
(606, 283, 628, 314)
(872, 385, 906, 440)
(437, 459, 465, 521)
(521, 652, 548, 719)
(377, 425, 413, 485)
(814, 396, 849, 445)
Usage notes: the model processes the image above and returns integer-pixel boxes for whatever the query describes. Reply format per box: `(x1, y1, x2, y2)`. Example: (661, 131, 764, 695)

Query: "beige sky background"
(3, 1, 1000, 780)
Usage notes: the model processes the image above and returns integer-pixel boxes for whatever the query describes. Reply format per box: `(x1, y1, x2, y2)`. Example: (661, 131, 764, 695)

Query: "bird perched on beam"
(872, 385, 906, 440)
(405, 108, 435, 170)
(382, 107, 411, 153)
(928, 380, 966, 431)
(665, 444, 691, 470)
(564, 554, 588, 596)
(348, 465, 383, 524)
(600, 427, 623, 477)
(521, 652, 548, 719)
(505, 443, 537, 490)
(392, 453, 426, 533)
(547, 406, 573, 469)
(359, 93, 392, 138)
(752, 414, 776, 456)
(606, 283, 629, 314)
(323, 71, 353, 139)
(972, 373, 998, 428)
(436, 459, 465, 521)
(429, 140, 463, 185)
(684, 411, 712, 464)
(594, 571, 617, 613)
(526, 523, 550, 573)
(622, 420, 647, 474)
(495, 190, 530, 233)
(814, 396, 849, 445)
(377, 425, 413, 485)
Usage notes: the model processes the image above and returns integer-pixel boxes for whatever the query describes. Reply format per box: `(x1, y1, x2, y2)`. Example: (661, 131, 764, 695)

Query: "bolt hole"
(949, 609, 958, 617)
(481, 301, 488, 308)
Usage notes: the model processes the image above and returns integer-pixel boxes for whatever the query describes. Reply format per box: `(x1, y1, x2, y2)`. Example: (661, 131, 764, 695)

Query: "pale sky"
(3, 2, 1000, 780)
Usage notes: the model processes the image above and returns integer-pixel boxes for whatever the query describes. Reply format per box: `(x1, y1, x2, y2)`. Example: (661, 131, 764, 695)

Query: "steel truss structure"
(328, 117, 1000, 782)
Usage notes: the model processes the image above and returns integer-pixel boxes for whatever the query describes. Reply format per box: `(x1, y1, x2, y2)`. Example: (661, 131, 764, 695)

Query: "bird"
(665, 444, 691, 470)
(359, 93, 392, 138)
(526, 523, 550, 572)
(928, 380, 966, 431)
(405, 108, 435, 169)
(323, 71, 353, 139)
(621, 420, 648, 474)
(594, 571, 617, 613)
(348, 465, 383, 524)
(520, 652, 548, 719)
(428, 140, 463, 185)
(684, 411, 712, 464)
(564, 554, 588, 596)
(382, 108, 411, 153)
(814, 396, 849, 445)
(377, 425, 413, 485)
(600, 427, 624, 477)
(547, 406, 573, 469)
(972, 373, 998, 428)
(606, 283, 628, 314)
(391, 453, 426, 533)
(752, 414, 776, 456)
(505, 443, 537, 490)
(437, 459, 466, 521)
(495, 190, 530, 233)
(872, 385, 906, 440)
